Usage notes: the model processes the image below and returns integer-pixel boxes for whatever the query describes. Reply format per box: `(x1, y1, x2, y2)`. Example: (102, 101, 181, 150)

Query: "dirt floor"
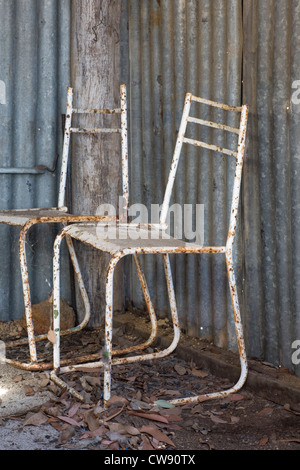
(0, 313, 299, 451)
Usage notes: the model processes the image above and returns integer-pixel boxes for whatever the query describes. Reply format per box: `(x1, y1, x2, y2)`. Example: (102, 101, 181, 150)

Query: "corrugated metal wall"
(122, 0, 244, 351)
(243, 0, 300, 376)
(0, 0, 71, 320)
(1, 0, 299, 377)
(122, 0, 300, 376)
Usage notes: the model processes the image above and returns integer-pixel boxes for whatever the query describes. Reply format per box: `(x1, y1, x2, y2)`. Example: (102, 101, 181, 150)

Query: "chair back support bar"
(160, 93, 249, 249)
(58, 85, 129, 218)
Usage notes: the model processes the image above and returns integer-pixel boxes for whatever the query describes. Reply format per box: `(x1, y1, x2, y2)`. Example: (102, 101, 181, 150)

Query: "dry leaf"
(140, 425, 175, 447)
(13, 374, 23, 383)
(140, 435, 155, 450)
(102, 439, 114, 446)
(79, 377, 93, 392)
(24, 385, 35, 396)
(39, 377, 50, 388)
(108, 422, 140, 436)
(159, 389, 181, 397)
(230, 416, 240, 424)
(49, 420, 63, 432)
(123, 425, 140, 436)
(197, 395, 214, 403)
(85, 376, 101, 387)
(258, 407, 273, 416)
(109, 441, 120, 450)
(191, 404, 204, 415)
(191, 368, 209, 378)
(80, 426, 106, 440)
(47, 329, 56, 344)
(157, 422, 182, 431)
(130, 399, 152, 410)
(127, 410, 169, 424)
(106, 431, 128, 445)
(210, 414, 228, 424)
(23, 411, 48, 427)
(259, 436, 269, 446)
(126, 376, 137, 383)
(46, 406, 60, 417)
(160, 406, 182, 417)
(103, 405, 125, 422)
(164, 414, 183, 422)
(174, 364, 186, 376)
(84, 409, 100, 432)
(227, 393, 244, 402)
(57, 415, 82, 427)
(67, 402, 81, 418)
(106, 395, 129, 407)
(58, 425, 75, 444)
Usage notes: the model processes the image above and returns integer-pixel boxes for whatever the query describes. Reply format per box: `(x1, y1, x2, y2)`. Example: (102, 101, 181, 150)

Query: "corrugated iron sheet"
(0, 0, 71, 320)
(0, 0, 298, 379)
(122, 0, 300, 377)
(243, 0, 300, 376)
(122, 0, 244, 350)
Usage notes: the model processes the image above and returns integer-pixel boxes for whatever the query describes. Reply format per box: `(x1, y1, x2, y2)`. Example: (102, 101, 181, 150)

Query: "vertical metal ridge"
(242, 0, 265, 360)
(272, 0, 294, 370)
(290, 0, 300, 378)
(210, 0, 229, 349)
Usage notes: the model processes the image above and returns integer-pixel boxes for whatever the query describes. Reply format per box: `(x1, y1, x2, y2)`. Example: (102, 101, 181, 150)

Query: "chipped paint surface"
(2, 85, 129, 372)
(50, 93, 249, 407)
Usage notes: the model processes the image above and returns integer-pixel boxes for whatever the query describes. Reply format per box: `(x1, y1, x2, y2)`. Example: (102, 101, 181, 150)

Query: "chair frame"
(50, 93, 249, 407)
(1, 85, 153, 371)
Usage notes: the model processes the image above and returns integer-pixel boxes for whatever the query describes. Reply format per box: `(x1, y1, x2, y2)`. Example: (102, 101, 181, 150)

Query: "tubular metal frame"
(0, 85, 154, 371)
(50, 93, 249, 406)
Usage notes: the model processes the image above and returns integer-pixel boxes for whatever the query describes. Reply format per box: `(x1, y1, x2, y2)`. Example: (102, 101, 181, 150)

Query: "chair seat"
(63, 222, 224, 255)
(0, 207, 69, 226)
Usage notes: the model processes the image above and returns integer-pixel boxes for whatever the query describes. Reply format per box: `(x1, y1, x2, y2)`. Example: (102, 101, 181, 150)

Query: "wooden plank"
(70, 0, 123, 324)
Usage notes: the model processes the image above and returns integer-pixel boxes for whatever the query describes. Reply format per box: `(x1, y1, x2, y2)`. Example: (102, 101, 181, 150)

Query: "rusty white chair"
(51, 93, 249, 407)
(1, 85, 151, 371)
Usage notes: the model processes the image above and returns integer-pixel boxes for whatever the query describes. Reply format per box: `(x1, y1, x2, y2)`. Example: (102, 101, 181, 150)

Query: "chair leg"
(102, 254, 159, 359)
(64, 233, 91, 331)
(50, 235, 159, 400)
(18, 223, 37, 363)
(169, 251, 248, 405)
(8, 222, 92, 355)
(103, 253, 181, 406)
(103, 254, 121, 405)
(101, 254, 158, 359)
(107, 254, 181, 370)
(131, 253, 158, 350)
(54, 251, 181, 406)
(52, 229, 94, 369)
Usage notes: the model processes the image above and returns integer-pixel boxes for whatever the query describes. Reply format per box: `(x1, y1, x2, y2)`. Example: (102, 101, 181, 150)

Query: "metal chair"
(1, 84, 145, 371)
(51, 93, 249, 406)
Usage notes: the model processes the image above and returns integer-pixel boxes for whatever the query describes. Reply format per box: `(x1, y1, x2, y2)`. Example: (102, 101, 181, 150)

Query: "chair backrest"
(159, 93, 248, 248)
(57, 84, 128, 218)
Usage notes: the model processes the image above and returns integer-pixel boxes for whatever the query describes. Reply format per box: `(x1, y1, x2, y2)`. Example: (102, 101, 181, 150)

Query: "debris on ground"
(0, 316, 299, 450)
